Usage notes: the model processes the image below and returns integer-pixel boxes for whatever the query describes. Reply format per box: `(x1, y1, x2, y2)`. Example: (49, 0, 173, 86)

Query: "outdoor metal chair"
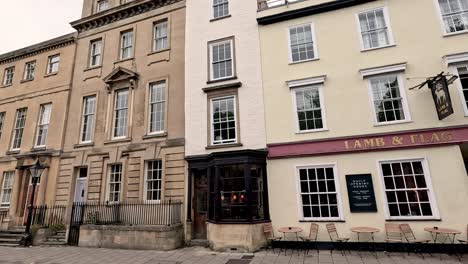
(300, 223, 319, 255)
(458, 225, 467, 244)
(263, 223, 282, 253)
(326, 223, 349, 255)
(384, 223, 404, 257)
(400, 224, 430, 258)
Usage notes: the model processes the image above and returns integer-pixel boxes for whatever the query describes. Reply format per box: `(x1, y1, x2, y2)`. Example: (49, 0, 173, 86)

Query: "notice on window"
(346, 174, 377, 213)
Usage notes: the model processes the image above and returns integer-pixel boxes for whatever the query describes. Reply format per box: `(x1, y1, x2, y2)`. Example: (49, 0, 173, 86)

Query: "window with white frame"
(108, 164, 122, 203)
(357, 8, 393, 50)
(369, 74, 409, 124)
(0, 171, 15, 208)
(120, 31, 133, 60)
(380, 160, 437, 219)
(145, 160, 162, 201)
(457, 65, 468, 111)
(96, 0, 109, 12)
(213, 0, 229, 19)
(294, 86, 325, 131)
(289, 24, 316, 63)
(153, 20, 168, 52)
(298, 165, 340, 220)
(24, 61, 35, 80)
(35, 104, 52, 147)
(11, 108, 27, 150)
(80, 96, 96, 143)
(0, 112, 5, 140)
(89, 39, 102, 67)
(113, 89, 129, 138)
(437, 0, 468, 34)
(47, 55, 60, 74)
(211, 96, 237, 145)
(209, 39, 234, 81)
(149, 81, 166, 134)
(3, 67, 14, 86)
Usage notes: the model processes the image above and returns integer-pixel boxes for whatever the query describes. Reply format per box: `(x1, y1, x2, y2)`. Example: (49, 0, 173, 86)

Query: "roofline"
(257, 0, 377, 25)
(0, 32, 76, 65)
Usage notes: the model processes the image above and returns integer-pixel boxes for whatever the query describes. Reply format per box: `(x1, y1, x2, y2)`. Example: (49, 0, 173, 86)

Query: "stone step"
(38, 241, 68, 246)
(0, 238, 21, 243)
(0, 243, 20, 247)
(190, 239, 208, 247)
(46, 238, 66, 242)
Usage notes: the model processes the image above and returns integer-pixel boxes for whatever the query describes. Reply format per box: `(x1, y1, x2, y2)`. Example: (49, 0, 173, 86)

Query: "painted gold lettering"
(354, 140, 362, 149)
(375, 138, 385, 147)
(392, 136, 404, 145)
(410, 134, 419, 144)
(441, 132, 453, 141)
(345, 141, 350, 150)
(363, 139, 375, 148)
(430, 133, 440, 143)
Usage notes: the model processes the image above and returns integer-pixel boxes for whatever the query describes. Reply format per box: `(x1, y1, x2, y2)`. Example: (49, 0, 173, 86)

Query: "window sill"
(299, 219, 345, 223)
(74, 142, 95, 149)
(203, 82, 242, 93)
(84, 65, 102, 72)
(142, 132, 167, 140)
(104, 137, 132, 145)
(207, 76, 238, 85)
(210, 14, 232, 22)
(31, 147, 47, 152)
(20, 78, 34, 83)
(44, 72, 58, 78)
(148, 48, 170, 56)
(6, 150, 20, 155)
(443, 30, 468, 37)
(0, 84, 12, 88)
(374, 120, 412, 127)
(360, 44, 396, 53)
(289, 58, 319, 65)
(206, 143, 243, 150)
(114, 57, 134, 64)
(385, 218, 441, 222)
(296, 128, 329, 134)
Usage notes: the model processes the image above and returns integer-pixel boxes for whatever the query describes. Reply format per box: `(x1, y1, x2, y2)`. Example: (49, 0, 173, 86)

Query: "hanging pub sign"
(346, 174, 377, 213)
(429, 76, 454, 120)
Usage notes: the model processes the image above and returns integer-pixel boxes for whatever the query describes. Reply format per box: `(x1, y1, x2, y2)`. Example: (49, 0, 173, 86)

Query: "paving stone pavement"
(0, 246, 466, 264)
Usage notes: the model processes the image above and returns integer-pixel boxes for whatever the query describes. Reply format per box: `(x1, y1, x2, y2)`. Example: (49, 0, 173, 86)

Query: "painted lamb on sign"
(434, 81, 448, 108)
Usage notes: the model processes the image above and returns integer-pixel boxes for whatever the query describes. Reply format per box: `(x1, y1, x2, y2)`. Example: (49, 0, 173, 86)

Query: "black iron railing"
(30, 205, 67, 227)
(71, 200, 182, 226)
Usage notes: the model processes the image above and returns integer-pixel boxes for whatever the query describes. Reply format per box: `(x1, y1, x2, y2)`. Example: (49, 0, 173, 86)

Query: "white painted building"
(184, 0, 269, 252)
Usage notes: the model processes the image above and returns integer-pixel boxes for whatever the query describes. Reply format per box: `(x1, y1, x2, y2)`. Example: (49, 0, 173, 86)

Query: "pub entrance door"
(193, 169, 208, 240)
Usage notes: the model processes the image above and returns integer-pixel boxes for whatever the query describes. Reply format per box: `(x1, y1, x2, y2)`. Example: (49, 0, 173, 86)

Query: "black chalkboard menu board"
(346, 174, 377, 213)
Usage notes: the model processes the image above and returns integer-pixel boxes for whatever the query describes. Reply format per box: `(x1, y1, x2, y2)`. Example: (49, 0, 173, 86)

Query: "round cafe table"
(424, 227, 461, 244)
(278, 226, 303, 241)
(351, 227, 380, 257)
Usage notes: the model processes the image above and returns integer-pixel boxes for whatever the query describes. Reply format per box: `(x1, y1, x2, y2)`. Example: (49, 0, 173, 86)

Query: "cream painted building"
(185, 0, 268, 251)
(258, 0, 468, 242)
(0, 34, 76, 230)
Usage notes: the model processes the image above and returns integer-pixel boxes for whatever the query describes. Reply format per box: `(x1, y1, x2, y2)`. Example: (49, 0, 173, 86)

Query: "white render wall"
(185, 0, 266, 156)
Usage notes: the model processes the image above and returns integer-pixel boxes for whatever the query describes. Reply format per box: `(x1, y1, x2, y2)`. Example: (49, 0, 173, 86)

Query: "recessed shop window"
(297, 165, 342, 221)
(379, 159, 439, 220)
(368, 74, 411, 125)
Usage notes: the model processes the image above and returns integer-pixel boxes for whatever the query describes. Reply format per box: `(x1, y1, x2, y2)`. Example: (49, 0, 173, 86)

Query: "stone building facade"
(0, 34, 76, 229)
(56, 0, 186, 211)
(258, 0, 468, 241)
